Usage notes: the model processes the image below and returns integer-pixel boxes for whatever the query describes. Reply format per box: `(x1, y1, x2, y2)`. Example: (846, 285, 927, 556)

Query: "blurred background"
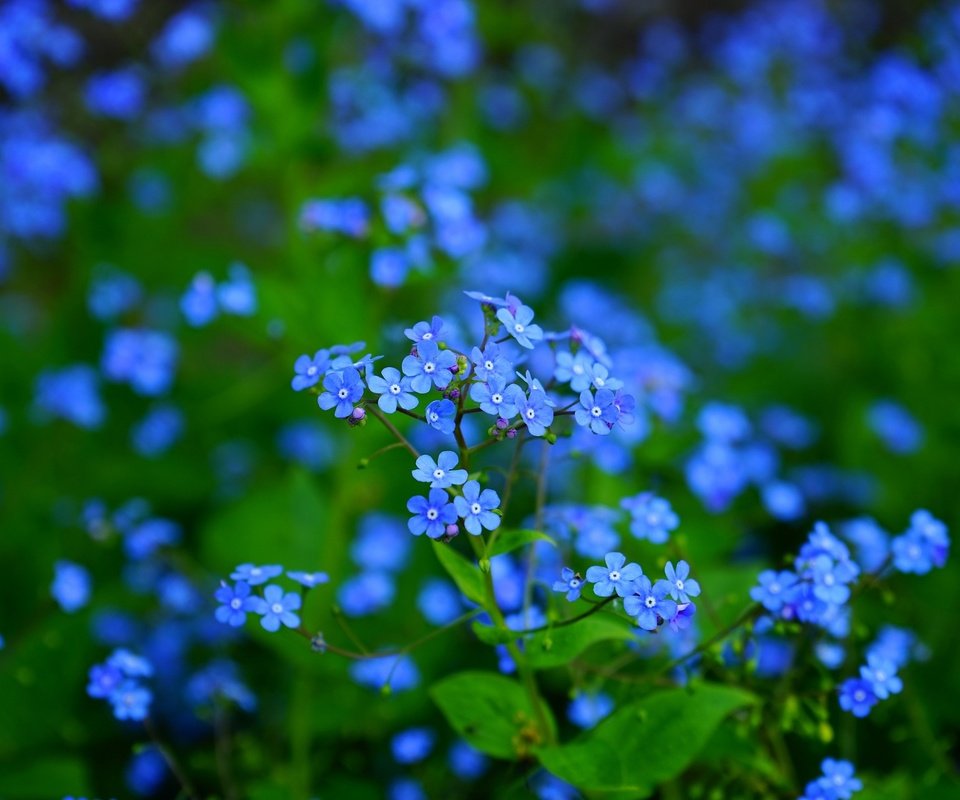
(1, 0, 959, 798)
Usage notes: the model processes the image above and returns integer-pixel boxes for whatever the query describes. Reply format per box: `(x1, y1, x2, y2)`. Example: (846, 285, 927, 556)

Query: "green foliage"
(431, 670, 554, 759)
(537, 685, 758, 794)
(525, 614, 636, 670)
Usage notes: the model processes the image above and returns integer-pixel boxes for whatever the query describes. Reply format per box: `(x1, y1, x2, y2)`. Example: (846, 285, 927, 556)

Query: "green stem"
(366, 404, 420, 458)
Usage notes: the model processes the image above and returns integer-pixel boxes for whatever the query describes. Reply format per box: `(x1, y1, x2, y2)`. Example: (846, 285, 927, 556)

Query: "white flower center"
(573, 364, 584, 374)
(514, 323, 524, 333)
(769, 582, 781, 594)
(433, 468, 445, 480)
(427, 509, 438, 520)
(230, 598, 242, 610)
(875, 670, 886, 682)
(676, 579, 684, 590)
(424, 362, 435, 373)
(570, 579, 581, 588)
(595, 377, 605, 387)
(609, 571, 621, 581)
(306, 366, 317, 376)
(526, 408, 536, 419)
(429, 412, 439, 423)
(422, 332, 433, 340)
(271, 603, 284, 615)
(823, 574, 835, 586)
(854, 689, 866, 702)
(491, 393, 503, 404)
(250, 568, 261, 577)
(645, 596, 656, 608)
(484, 360, 494, 371)
(389, 383, 401, 395)
(591, 405, 602, 417)
(337, 388, 348, 399)
(470, 502, 482, 515)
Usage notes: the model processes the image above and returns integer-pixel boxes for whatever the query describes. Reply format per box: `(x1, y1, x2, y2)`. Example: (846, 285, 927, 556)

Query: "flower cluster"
(751, 522, 860, 636)
(554, 554, 701, 633)
(837, 626, 915, 719)
(87, 649, 154, 722)
(215, 564, 329, 633)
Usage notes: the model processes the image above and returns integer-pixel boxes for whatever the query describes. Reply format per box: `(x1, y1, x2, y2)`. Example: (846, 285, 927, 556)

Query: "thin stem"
(513, 596, 616, 636)
(360, 440, 406, 465)
(366, 404, 420, 458)
(657, 604, 761, 676)
(395, 407, 426, 423)
(144, 717, 198, 800)
(332, 607, 370, 655)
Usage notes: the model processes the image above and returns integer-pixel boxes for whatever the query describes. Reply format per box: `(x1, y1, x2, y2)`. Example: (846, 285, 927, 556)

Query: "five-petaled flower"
(453, 480, 501, 535)
(512, 388, 554, 437)
(291, 350, 330, 391)
(624, 576, 678, 630)
(402, 341, 457, 393)
(664, 561, 701, 604)
(425, 399, 456, 434)
(230, 563, 282, 586)
(254, 584, 302, 632)
(585, 552, 643, 598)
(574, 388, 618, 435)
(552, 567, 584, 601)
(407, 488, 458, 539)
(318, 367, 365, 418)
(367, 367, 419, 414)
(215, 580, 259, 626)
(412, 451, 468, 488)
(496, 302, 543, 349)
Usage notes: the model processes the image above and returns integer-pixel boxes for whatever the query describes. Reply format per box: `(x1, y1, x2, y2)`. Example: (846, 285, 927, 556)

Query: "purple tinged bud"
(448, 389, 460, 400)
(444, 523, 460, 539)
(506, 428, 518, 439)
(351, 407, 366, 420)
(496, 418, 509, 430)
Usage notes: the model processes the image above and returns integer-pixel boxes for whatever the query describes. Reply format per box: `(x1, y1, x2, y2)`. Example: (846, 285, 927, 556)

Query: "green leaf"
(525, 614, 636, 669)
(432, 541, 486, 605)
(539, 684, 757, 794)
(471, 621, 514, 646)
(487, 528, 556, 557)
(537, 739, 626, 791)
(431, 670, 551, 759)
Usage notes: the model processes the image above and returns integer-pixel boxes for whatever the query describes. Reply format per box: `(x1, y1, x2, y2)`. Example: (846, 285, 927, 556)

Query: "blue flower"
(217, 263, 257, 316)
(51, 560, 91, 613)
(404, 316, 446, 344)
(448, 740, 488, 779)
(214, 581, 258, 626)
(838, 677, 878, 718)
(568, 692, 614, 729)
(587, 363, 622, 392)
(287, 570, 330, 588)
(622, 493, 679, 544)
(554, 350, 595, 392)
(412, 451, 468, 488)
(749, 569, 798, 613)
(623, 576, 677, 631)
(391, 727, 435, 764)
(664, 561, 701, 603)
(470, 344, 513, 382)
(891, 509, 949, 574)
(367, 367, 419, 414)
(512, 388, 554, 436)
(810, 554, 854, 605)
(585, 552, 642, 598)
(453, 480, 501, 535)
(291, 350, 330, 391)
(87, 663, 124, 699)
(425, 399, 456, 434)
(859, 654, 902, 700)
(402, 341, 458, 393)
(108, 649, 154, 678)
(254, 584, 302, 632)
(230, 564, 282, 586)
(574, 388, 618, 435)
(317, 368, 365, 418)
(496, 302, 543, 349)
(181, 272, 219, 327)
(407, 488, 458, 539)
(816, 758, 862, 800)
(552, 567, 583, 601)
(470, 375, 519, 418)
(109, 681, 152, 721)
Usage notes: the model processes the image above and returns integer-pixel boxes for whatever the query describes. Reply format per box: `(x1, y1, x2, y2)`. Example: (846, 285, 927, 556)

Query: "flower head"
(585, 552, 642, 598)
(412, 451, 468, 488)
(402, 341, 457, 393)
(367, 367, 418, 414)
(623, 576, 677, 631)
(404, 316, 446, 344)
(512, 388, 554, 437)
(254, 584, 302, 632)
(317, 368, 365, 418)
(838, 677, 878, 718)
(664, 561, 701, 604)
(574, 388, 618, 435)
(407, 489, 458, 539)
(496, 302, 543, 349)
(230, 564, 282, 586)
(552, 567, 583, 602)
(425, 399, 456, 434)
(453, 480, 501, 535)
(470, 375, 519, 419)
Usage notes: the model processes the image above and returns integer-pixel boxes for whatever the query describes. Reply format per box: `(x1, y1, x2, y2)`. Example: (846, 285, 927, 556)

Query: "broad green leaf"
(488, 528, 556, 557)
(472, 621, 514, 646)
(539, 684, 757, 794)
(525, 614, 636, 669)
(431, 670, 553, 759)
(536, 739, 625, 791)
(432, 541, 486, 605)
